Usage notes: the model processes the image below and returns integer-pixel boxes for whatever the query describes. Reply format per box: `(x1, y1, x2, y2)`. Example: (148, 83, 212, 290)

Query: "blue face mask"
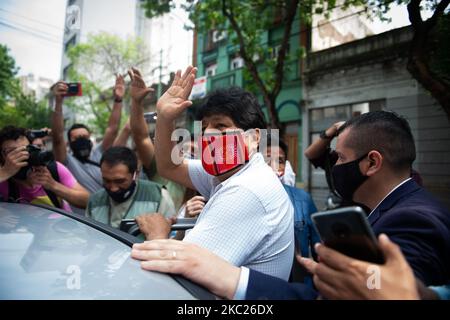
(331, 153, 369, 202)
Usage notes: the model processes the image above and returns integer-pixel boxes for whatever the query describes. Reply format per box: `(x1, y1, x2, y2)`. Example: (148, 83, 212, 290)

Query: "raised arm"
(154, 66, 196, 189)
(51, 82, 69, 163)
(304, 121, 345, 160)
(128, 85, 155, 171)
(113, 118, 131, 147)
(102, 74, 125, 151)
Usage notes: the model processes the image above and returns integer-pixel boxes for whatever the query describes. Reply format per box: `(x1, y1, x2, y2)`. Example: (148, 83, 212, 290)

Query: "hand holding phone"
(63, 82, 83, 97)
(311, 206, 385, 264)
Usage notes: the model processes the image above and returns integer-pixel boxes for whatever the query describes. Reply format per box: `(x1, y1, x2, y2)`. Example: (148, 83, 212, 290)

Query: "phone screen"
(312, 206, 385, 264)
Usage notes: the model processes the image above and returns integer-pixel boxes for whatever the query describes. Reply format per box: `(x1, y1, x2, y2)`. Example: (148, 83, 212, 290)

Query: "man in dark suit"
(131, 111, 450, 299)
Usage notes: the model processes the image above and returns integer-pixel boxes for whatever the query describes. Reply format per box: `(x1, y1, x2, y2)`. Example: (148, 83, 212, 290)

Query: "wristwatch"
(114, 97, 123, 103)
(320, 130, 334, 140)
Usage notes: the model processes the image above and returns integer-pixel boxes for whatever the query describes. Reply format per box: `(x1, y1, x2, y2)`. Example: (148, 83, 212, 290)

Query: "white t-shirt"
(185, 153, 294, 280)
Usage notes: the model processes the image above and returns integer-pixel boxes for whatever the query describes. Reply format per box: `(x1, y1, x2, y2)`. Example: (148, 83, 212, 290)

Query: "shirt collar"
(367, 177, 412, 218)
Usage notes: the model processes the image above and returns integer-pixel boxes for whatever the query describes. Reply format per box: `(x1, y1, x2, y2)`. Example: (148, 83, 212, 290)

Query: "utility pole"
(157, 49, 163, 99)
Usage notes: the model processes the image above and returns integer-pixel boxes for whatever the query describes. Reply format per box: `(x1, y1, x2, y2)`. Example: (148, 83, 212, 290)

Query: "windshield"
(0, 203, 195, 300)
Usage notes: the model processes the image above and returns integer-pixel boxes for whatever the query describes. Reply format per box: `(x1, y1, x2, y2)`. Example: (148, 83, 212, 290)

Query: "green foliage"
(65, 32, 148, 134)
(0, 93, 51, 129)
(0, 44, 19, 109)
(0, 44, 51, 129)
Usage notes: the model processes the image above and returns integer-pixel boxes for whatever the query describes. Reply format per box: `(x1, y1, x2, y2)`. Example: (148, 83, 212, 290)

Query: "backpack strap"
(44, 161, 62, 209)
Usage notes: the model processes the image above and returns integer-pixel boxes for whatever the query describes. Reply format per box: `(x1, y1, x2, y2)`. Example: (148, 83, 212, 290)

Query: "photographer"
(0, 126, 89, 211)
(50, 75, 124, 194)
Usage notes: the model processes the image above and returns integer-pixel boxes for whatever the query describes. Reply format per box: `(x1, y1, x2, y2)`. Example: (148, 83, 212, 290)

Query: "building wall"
(302, 26, 450, 210)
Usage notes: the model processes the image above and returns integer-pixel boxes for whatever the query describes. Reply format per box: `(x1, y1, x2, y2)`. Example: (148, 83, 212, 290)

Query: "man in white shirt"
(127, 66, 294, 280)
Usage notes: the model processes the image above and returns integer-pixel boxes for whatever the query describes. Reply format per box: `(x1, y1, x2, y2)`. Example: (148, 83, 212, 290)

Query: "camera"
(28, 130, 49, 141)
(144, 112, 157, 123)
(63, 82, 83, 97)
(27, 145, 54, 167)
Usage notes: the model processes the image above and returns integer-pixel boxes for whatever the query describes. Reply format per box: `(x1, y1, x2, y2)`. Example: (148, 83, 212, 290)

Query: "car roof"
(0, 202, 213, 300)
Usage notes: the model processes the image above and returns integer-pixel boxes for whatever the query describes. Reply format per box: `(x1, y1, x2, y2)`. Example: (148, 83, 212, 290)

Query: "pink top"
(0, 162, 77, 212)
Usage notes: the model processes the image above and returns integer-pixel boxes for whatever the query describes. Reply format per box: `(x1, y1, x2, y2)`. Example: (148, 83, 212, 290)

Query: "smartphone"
(119, 219, 139, 235)
(311, 206, 385, 264)
(64, 82, 82, 97)
(144, 112, 157, 123)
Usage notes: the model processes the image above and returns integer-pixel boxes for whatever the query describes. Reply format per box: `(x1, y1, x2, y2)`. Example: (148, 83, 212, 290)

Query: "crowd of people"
(0, 65, 449, 300)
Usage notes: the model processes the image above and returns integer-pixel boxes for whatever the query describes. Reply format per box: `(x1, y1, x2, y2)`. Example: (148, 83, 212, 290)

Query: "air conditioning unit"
(212, 30, 226, 43)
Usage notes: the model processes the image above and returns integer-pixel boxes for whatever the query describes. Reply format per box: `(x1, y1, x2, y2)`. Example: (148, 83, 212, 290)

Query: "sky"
(0, 0, 419, 83)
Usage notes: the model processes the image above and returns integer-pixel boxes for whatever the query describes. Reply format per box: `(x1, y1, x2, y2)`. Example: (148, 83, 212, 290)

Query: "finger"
(188, 203, 204, 212)
(378, 233, 403, 265)
(181, 65, 193, 83)
(127, 69, 135, 82)
(297, 256, 318, 274)
(186, 209, 202, 217)
(315, 243, 357, 271)
(131, 248, 179, 261)
(132, 239, 183, 251)
(132, 67, 143, 78)
(179, 100, 193, 110)
(140, 260, 185, 274)
(313, 274, 341, 300)
(182, 74, 196, 98)
(8, 146, 27, 156)
(191, 196, 206, 202)
(172, 70, 182, 86)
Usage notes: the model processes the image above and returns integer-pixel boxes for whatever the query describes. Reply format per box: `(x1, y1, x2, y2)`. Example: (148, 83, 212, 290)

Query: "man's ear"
(365, 150, 383, 176)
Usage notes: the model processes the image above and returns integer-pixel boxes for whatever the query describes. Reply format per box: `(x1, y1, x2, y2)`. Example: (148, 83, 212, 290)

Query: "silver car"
(0, 202, 214, 300)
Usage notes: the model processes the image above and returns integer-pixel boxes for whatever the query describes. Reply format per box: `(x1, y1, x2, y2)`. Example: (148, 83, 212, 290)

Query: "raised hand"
(1, 146, 29, 179)
(113, 74, 126, 101)
(128, 67, 154, 104)
(51, 81, 68, 104)
(156, 66, 197, 122)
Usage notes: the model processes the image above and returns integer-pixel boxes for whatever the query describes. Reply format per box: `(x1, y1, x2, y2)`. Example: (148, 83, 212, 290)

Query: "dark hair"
(0, 126, 30, 163)
(197, 87, 267, 131)
(338, 110, 416, 171)
(67, 123, 91, 141)
(100, 146, 137, 174)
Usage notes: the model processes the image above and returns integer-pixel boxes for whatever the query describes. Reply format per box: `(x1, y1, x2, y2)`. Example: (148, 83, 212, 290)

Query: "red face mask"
(200, 131, 250, 176)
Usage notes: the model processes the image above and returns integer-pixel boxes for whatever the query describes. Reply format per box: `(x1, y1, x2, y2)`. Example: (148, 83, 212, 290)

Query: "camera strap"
(44, 161, 62, 209)
(84, 158, 100, 167)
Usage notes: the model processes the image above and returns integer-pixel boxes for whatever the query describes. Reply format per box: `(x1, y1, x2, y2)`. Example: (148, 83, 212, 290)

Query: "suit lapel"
(368, 179, 420, 225)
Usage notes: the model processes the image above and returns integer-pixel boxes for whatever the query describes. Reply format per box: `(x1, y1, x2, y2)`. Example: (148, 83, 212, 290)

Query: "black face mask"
(331, 153, 369, 202)
(105, 180, 136, 204)
(70, 137, 93, 162)
(13, 165, 31, 181)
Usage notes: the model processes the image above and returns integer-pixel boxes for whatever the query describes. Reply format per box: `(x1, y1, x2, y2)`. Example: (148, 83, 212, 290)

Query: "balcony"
(207, 68, 244, 91)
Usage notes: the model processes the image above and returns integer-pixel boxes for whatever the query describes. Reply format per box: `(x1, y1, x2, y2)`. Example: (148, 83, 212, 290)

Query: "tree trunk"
(407, 0, 450, 121)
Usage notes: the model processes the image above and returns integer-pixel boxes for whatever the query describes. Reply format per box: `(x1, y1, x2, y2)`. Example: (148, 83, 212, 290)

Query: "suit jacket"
(246, 179, 450, 299)
(369, 179, 450, 286)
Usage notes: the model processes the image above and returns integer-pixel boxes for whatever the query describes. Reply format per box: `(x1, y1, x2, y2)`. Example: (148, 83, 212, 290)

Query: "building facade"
(193, 13, 304, 178)
(302, 26, 450, 210)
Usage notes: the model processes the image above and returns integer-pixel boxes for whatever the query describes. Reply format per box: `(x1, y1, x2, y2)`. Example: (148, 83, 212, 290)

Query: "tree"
(0, 94, 52, 129)
(141, 0, 450, 126)
(65, 32, 149, 134)
(0, 44, 18, 110)
(0, 44, 51, 129)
